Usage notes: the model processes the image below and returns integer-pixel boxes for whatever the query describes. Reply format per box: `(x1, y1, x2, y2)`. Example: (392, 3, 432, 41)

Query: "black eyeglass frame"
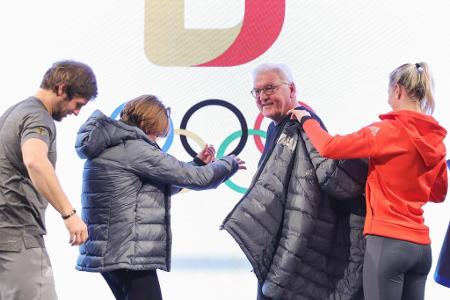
(250, 82, 290, 98)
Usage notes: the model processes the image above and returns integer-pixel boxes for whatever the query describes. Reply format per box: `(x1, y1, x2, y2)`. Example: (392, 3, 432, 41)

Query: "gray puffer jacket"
(75, 110, 238, 272)
(222, 120, 368, 300)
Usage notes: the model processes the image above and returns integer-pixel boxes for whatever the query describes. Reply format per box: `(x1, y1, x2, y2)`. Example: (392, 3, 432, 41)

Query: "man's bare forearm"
(22, 138, 74, 216)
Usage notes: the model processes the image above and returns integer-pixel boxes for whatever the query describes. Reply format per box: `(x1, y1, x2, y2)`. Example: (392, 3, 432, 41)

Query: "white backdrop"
(1, 1, 449, 299)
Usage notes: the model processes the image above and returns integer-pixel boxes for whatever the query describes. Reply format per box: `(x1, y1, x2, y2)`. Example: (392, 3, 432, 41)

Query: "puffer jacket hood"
(76, 109, 152, 160)
(380, 110, 447, 167)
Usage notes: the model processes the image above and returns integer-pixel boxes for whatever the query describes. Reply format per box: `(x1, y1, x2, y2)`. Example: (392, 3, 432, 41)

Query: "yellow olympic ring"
(173, 129, 206, 193)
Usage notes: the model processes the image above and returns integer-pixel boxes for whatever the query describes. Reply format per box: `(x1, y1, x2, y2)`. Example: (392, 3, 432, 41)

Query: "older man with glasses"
(222, 63, 369, 300)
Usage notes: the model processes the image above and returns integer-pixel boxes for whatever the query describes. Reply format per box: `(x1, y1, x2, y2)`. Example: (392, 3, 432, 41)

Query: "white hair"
(251, 63, 294, 83)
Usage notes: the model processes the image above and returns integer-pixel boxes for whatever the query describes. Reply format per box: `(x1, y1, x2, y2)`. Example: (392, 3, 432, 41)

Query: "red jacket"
(303, 110, 447, 244)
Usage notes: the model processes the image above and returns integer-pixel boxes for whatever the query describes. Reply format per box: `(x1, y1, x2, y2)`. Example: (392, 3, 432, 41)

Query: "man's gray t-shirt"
(0, 97, 56, 250)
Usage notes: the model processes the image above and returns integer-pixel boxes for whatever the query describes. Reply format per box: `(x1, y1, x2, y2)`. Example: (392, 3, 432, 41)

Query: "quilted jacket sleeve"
(170, 157, 207, 195)
(126, 140, 238, 190)
(301, 128, 368, 200)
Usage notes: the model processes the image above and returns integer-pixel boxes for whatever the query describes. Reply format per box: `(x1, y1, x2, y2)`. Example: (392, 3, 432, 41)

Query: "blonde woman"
(289, 62, 447, 300)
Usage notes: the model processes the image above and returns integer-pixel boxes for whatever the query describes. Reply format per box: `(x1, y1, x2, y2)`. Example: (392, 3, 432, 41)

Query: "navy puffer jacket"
(75, 110, 238, 272)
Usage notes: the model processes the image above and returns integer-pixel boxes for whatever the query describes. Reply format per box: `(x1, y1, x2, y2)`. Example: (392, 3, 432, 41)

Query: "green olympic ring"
(217, 129, 267, 194)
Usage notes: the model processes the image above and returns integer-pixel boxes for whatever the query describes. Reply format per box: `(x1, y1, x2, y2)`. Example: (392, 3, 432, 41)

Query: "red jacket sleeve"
(429, 161, 448, 203)
(302, 119, 380, 159)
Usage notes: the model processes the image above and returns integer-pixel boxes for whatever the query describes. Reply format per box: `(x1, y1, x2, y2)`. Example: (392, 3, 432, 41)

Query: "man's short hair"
(252, 63, 294, 83)
(40, 60, 98, 101)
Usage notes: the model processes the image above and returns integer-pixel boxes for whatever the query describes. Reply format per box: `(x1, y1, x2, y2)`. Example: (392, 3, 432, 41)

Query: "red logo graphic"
(145, 0, 286, 67)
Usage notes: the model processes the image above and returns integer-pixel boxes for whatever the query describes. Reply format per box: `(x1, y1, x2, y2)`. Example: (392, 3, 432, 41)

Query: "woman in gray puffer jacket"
(74, 95, 245, 300)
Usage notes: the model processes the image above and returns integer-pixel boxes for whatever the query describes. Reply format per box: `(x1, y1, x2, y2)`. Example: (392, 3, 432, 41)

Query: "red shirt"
(303, 110, 448, 244)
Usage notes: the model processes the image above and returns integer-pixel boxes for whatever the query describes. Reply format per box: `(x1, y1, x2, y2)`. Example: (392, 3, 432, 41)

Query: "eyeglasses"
(250, 83, 289, 98)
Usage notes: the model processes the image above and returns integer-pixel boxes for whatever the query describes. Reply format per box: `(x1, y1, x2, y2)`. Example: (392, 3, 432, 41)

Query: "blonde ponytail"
(388, 62, 435, 114)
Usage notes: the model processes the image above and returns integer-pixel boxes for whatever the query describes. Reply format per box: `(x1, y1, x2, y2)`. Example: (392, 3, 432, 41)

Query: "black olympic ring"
(179, 99, 248, 157)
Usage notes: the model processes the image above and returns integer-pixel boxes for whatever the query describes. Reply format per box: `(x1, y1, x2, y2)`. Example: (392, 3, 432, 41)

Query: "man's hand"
(64, 214, 88, 246)
(197, 144, 216, 164)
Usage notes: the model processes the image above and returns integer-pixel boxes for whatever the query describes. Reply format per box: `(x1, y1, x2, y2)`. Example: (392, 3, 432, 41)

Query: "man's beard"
(52, 110, 64, 122)
(52, 100, 67, 121)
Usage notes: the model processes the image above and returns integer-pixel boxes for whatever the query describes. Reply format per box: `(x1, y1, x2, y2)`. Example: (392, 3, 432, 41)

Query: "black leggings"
(363, 235, 432, 300)
(101, 269, 163, 300)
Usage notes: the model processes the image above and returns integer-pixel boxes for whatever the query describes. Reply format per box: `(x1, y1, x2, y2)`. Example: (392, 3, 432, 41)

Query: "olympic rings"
(110, 99, 266, 193)
(179, 99, 248, 157)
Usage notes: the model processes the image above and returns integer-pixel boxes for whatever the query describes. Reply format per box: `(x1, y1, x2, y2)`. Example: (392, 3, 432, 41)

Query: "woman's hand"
(288, 108, 311, 123)
(197, 144, 216, 164)
(230, 155, 247, 170)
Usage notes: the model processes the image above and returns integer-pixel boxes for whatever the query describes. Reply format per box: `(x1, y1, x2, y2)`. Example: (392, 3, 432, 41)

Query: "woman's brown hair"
(120, 95, 169, 137)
